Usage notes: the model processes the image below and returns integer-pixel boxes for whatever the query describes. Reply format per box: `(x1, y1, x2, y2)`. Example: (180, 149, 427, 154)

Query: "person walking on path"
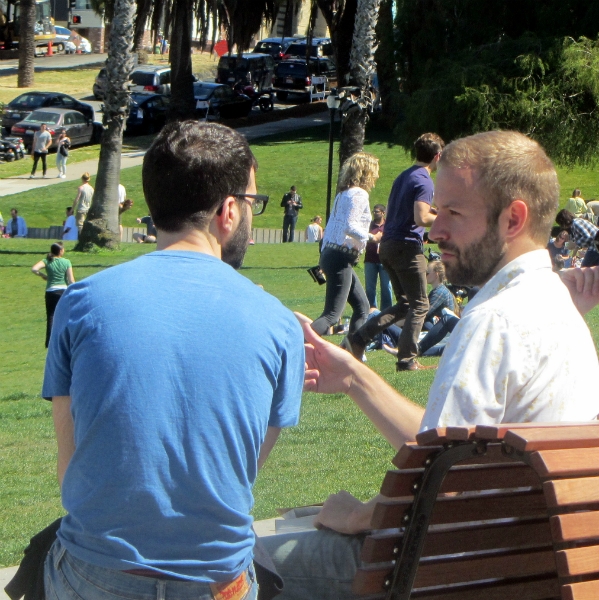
(31, 242, 75, 347)
(346, 133, 444, 371)
(55, 129, 71, 179)
(311, 152, 379, 339)
(281, 185, 303, 242)
(30, 123, 52, 179)
(74, 172, 94, 231)
(364, 204, 393, 311)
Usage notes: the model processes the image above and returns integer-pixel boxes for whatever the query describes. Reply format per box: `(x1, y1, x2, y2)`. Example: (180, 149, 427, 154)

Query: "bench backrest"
(354, 422, 599, 600)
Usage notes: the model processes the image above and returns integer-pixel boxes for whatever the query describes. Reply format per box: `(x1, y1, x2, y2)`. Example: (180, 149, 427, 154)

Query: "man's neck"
(156, 228, 220, 258)
(415, 161, 432, 174)
(487, 238, 545, 282)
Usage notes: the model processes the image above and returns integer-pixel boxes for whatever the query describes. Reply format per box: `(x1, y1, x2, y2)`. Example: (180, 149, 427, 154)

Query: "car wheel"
(276, 91, 288, 101)
(259, 96, 273, 112)
(57, 43, 64, 52)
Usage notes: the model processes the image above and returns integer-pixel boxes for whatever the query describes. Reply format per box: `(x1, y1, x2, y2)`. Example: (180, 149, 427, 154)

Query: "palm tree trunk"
(77, 0, 135, 250)
(17, 0, 36, 87)
(338, 0, 381, 165)
(168, 0, 195, 121)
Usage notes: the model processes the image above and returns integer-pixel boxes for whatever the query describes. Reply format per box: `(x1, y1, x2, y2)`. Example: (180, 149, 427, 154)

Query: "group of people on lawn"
(26, 120, 599, 600)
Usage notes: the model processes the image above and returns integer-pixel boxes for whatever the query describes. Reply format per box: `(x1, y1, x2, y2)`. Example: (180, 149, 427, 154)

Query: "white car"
(65, 36, 92, 54)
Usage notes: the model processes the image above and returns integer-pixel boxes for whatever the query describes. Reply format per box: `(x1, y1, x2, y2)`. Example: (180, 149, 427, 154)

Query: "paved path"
(0, 113, 329, 198)
(0, 518, 278, 598)
(0, 53, 107, 76)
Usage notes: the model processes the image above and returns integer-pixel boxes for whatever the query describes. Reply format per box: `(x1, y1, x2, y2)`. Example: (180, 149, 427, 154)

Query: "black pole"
(325, 107, 335, 223)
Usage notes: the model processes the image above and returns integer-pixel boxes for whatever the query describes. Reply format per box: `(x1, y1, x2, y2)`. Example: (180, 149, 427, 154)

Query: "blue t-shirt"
(383, 165, 434, 244)
(42, 251, 304, 582)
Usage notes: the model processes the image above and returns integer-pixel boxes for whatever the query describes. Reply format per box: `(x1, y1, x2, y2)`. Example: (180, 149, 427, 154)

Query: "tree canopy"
(394, 0, 599, 165)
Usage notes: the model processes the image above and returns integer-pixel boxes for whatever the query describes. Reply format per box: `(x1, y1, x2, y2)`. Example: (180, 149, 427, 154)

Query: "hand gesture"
(559, 266, 599, 315)
(294, 312, 355, 395)
(314, 490, 371, 534)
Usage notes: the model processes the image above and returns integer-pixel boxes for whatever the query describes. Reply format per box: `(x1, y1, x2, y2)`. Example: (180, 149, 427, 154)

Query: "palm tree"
(17, 0, 36, 87)
(77, 0, 136, 250)
(338, 0, 381, 165)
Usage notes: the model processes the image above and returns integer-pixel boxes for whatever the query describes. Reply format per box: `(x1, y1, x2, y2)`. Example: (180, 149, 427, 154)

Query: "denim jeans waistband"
(323, 242, 360, 258)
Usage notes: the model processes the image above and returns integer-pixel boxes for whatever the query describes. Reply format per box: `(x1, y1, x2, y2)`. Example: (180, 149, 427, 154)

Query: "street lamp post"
(325, 92, 341, 223)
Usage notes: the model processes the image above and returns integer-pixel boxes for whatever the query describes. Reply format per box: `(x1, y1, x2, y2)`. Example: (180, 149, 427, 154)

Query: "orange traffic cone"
(47, 41, 53, 56)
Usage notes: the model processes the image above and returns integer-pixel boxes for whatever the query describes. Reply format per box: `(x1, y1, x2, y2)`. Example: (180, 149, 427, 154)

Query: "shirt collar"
(463, 249, 552, 315)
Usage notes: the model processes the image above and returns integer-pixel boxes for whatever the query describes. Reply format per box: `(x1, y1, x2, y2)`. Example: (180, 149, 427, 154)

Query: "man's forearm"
(347, 361, 424, 450)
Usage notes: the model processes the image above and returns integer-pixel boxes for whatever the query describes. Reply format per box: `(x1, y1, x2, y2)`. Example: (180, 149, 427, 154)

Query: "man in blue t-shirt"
(347, 133, 444, 370)
(42, 121, 305, 600)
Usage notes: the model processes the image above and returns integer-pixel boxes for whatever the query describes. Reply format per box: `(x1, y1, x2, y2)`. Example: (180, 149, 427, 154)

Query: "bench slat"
(354, 548, 557, 593)
(503, 425, 599, 452)
(550, 512, 599, 542)
(371, 490, 547, 529)
(361, 518, 552, 563)
(393, 444, 442, 469)
(555, 545, 599, 577)
(416, 427, 475, 445)
(543, 477, 599, 508)
(562, 580, 599, 600)
(381, 463, 540, 497)
(530, 448, 599, 478)
(474, 422, 594, 441)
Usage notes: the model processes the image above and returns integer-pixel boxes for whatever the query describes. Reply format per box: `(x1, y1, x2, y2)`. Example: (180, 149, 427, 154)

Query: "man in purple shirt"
(347, 133, 444, 370)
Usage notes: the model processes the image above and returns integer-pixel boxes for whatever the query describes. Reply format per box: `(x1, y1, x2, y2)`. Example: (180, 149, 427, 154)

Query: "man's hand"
(295, 312, 355, 395)
(314, 490, 373, 534)
(560, 267, 599, 315)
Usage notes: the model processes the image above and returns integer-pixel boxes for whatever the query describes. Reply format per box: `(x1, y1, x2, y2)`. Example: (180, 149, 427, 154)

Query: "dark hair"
(47, 242, 63, 263)
(556, 209, 575, 231)
(66, 206, 72, 212)
(142, 121, 257, 232)
(373, 204, 386, 212)
(414, 133, 445, 163)
(290, 186, 296, 191)
(11, 208, 17, 214)
(573, 189, 581, 197)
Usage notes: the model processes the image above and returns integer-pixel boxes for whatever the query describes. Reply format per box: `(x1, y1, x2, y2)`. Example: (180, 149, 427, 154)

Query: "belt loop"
(156, 580, 166, 600)
(53, 539, 67, 571)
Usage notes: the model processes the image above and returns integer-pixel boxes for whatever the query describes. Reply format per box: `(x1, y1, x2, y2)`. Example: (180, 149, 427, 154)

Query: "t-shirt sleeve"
(42, 289, 74, 400)
(268, 315, 305, 428)
(421, 309, 517, 430)
(413, 174, 434, 206)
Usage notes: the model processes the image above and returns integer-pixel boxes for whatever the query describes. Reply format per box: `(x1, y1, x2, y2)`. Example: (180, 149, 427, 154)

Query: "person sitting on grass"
(7, 208, 27, 238)
(556, 208, 599, 267)
(133, 214, 157, 243)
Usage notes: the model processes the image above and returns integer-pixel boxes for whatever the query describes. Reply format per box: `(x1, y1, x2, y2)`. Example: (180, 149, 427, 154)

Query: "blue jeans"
(261, 529, 364, 600)
(364, 261, 393, 311)
(282, 215, 298, 242)
(45, 539, 258, 600)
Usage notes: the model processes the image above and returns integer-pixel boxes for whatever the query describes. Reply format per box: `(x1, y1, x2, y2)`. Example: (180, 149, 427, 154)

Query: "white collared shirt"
(420, 249, 599, 431)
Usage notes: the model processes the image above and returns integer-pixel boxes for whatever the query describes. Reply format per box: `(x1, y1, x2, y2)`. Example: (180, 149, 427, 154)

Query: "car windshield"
(24, 111, 61, 124)
(276, 62, 307, 77)
(11, 94, 46, 109)
(218, 57, 249, 71)
(130, 72, 156, 86)
(255, 42, 281, 53)
(193, 83, 216, 98)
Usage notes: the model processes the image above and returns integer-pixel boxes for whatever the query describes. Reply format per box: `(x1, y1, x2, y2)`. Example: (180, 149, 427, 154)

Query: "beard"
(221, 207, 251, 270)
(439, 221, 506, 286)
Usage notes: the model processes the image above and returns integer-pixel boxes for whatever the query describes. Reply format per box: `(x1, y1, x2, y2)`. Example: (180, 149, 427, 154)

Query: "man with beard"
(261, 130, 599, 600)
(346, 133, 444, 370)
(42, 121, 305, 600)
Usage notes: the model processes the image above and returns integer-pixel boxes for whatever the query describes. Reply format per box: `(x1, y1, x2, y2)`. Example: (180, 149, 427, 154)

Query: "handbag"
(60, 140, 70, 157)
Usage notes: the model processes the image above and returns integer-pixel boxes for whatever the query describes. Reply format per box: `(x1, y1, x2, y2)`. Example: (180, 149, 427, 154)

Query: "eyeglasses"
(232, 194, 269, 216)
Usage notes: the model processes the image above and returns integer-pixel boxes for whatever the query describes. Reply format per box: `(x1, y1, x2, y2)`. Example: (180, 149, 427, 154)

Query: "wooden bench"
(354, 422, 599, 600)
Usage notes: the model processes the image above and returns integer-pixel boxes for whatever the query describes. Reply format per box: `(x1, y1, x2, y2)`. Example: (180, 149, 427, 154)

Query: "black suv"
(216, 53, 275, 93)
(284, 38, 334, 59)
(273, 57, 337, 100)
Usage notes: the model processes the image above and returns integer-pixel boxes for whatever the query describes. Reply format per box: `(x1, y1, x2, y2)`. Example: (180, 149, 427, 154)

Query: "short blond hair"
(440, 131, 559, 244)
(338, 152, 379, 193)
(81, 172, 91, 182)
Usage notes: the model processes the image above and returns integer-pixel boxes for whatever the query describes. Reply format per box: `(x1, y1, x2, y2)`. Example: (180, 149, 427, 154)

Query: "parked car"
(11, 108, 95, 151)
(128, 66, 171, 95)
(284, 37, 333, 59)
(52, 26, 72, 52)
(252, 37, 303, 61)
(0, 136, 26, 161)
(215, 53, 275, 94)
(1, 92, 94, 135)
(193, 82, 253, 119)
(273, 57, 337, 101)
(126, 93, 169, 135)
(65, 35, 92, 54)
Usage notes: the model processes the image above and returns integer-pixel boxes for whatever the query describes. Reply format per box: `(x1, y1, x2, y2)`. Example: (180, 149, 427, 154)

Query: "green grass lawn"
(3, 123, 599, 568)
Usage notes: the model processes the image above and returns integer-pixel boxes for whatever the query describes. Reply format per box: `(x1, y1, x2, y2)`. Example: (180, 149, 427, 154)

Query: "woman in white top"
(311, 152, 380, 336)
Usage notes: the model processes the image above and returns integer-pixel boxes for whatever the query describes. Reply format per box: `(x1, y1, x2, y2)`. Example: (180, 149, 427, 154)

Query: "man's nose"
(428, 218, 444, 243)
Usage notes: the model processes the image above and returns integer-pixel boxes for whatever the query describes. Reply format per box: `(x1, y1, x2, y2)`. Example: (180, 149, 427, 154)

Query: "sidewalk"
(0, 518, 278, 599)
(0, 113, 329, 198)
